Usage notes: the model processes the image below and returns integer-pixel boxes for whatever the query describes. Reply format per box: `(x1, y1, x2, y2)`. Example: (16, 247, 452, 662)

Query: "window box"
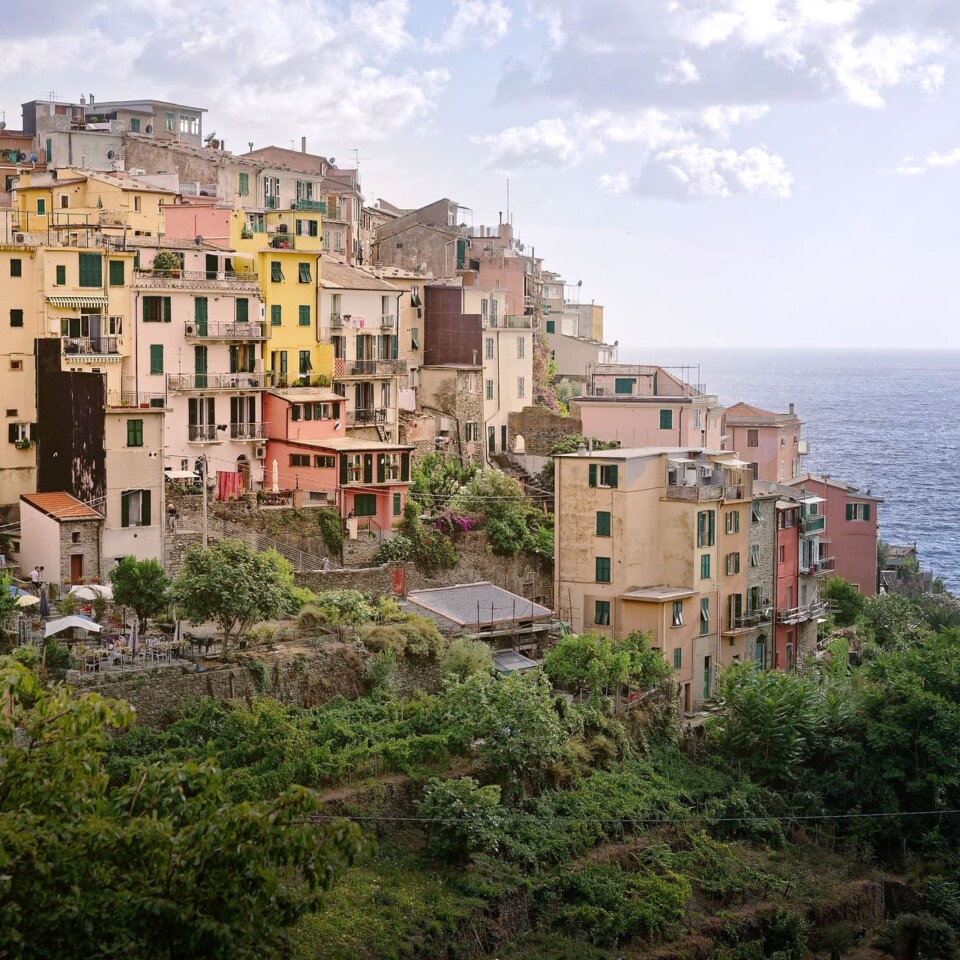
(14, 439, 32, 450)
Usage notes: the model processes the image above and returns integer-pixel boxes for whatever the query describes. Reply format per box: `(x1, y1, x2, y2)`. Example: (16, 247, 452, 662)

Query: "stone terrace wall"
(508, 406, 583, 456)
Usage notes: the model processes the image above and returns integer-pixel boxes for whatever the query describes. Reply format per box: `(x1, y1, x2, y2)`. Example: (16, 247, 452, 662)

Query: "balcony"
(722, 608, 773, 635)
(347, 408, 387, 426)
(801, 556, 836, 577)
(133, 269, 261, 292)
(290, 199, 327, 213)
(380, 313, 396, 329)
(184, 321, 267, 341)
(167, 372, 275, 392)
(338, 359, 408, 378)
(777, 599, 829, 624)
(265, 196, 279, 209)
(106, 392, 166, 409)
(326, 205, 343, 220)
(330, 313, 343, 327)
(230, 422, 266, 440)
(800, 515, 825, 534)
(63, 336, 121, 357)
(503, 315, 533, 328)
(188, 424, 220, 443)
(665, 483, 745, 502)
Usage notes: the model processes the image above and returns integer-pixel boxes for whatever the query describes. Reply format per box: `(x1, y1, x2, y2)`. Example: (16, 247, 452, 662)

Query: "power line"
(307, 808, 960, 827)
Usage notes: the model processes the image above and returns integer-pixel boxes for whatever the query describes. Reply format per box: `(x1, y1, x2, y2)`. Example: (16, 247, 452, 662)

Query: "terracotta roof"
(320, 257, 400, 291)
(725, 402, 779, 419)
(21, 492, 102, 521)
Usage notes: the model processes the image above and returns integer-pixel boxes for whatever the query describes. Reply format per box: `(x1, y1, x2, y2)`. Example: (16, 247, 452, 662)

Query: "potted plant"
(14, 439, 32, 450)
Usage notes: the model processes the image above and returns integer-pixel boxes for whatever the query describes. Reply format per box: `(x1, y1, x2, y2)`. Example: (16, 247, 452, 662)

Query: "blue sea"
(619, 349, 960, 593)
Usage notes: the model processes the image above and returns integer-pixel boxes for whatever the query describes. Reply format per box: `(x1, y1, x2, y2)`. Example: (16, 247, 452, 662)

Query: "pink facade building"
(263, 388, 412, 530)
(571, 365, 724, 449)
(787, 473, 881, 596)
(725, 402, 807, 483)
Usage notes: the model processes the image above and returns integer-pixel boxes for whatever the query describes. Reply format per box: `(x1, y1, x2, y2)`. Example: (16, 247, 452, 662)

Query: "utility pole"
(201, 455, 209, 547)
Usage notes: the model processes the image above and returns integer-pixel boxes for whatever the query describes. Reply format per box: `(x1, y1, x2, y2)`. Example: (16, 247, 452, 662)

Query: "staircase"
(203, 517, 336, 571)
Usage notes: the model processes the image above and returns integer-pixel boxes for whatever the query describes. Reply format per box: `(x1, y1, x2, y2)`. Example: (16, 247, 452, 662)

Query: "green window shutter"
(279, 351, 288, 375)
(596, 511, 611, 536)
(845, 503, 854, 521)
(595, 557, 611, 583)
(149, 344, 163, 375)
(109, 260, 125, 285)
(236, 298, 249, 322)
(299, 305, 310, 326)
(298, 262, 311, 283)
(400, 452, 410, 482)
(162, 297, 171, 323)
(10, 259, 21, 277)
(673, 648, 682, 670)
(863, 503, 871, 522)
(271, 261, 283, 282)
(141, 490, 151, 527)
(614, 378, 634, 394)
(37, 198, 45, 215)
(708, 510, 716, 546)
(608, 465, 618, 488)
(121, 492, 130, 528)
(588, 464, 597, 488)
(697, 512, 705, 547)
(455, 238, 466, 269)
(78, 253, 102, 287)
(239, 172, 249, 196)
(393, 492, 402, 516)
(545, 320, 555, 334)
(339, 455, 348, 485)
(229, 345, 239, 373)
(377, 455, 386, 483)
(659, 409, 673, 430)
(127, 419, 143, 447)
(271, 304, 281, 326)
(55, 265, 66, 285)
(291, 405, 301, 421)
(363, 454, 373, 484)
(700, 554, 710, 579)
(355, 494, 377, 517)
(195, 297, 208, 321)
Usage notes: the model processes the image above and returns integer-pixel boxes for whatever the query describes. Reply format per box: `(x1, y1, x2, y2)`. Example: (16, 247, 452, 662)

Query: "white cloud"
(657, 58, 701, 85)
(426, 0, 512, 52)
(471, 118, 598, 169)
(699, 104, 769, 136)
(599, 172, 632, 194)
(626, 144, 794, 201)
(895, 146, 960, 175)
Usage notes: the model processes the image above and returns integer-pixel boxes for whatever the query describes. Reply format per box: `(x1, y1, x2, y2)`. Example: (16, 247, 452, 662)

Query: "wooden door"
(70, 554, 84, 581)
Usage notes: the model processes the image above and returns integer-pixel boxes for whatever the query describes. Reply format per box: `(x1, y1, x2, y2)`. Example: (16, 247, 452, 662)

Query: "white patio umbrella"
(271, 458, 279, 493)
(43, 615, 101, 639)
(128, 617, 139, 656)
(16, 593, 40, 608)
(69, 584, 114, 601)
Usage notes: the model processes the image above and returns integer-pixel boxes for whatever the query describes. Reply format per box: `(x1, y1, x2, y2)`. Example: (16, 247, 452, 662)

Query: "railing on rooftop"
(184, 321, 267, 341)
(665, 483, 745, 502)
(168, 372, 275, 392)
(342, 359, 407, 377)
(800, 515, 826, 534)
(62, 336, 121, 356)
(290, 199, 327, 213)
(347, 408, 387, 426)
(105, 392, 166, 409)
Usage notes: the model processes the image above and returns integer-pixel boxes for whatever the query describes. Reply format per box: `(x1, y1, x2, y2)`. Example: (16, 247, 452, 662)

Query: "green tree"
(862, 593, 922, 647)
(442, 637, 494, 681)
(172, 540, 295, 657)
(109, 556, 171, 632)
(0, 573, 18, 629)
(409, 452, 479, 510)
(418, 776, 503, 861)
(821, 575, 867, 627)
(0, 657, 364, 959)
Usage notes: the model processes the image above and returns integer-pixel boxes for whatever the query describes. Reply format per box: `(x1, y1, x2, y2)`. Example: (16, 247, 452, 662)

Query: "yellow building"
(11, 168, 175, 242)
(554, 446, 752, 712)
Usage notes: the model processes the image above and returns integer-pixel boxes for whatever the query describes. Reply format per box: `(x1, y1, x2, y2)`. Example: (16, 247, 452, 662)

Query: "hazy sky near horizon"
(4, 0, 960, 349)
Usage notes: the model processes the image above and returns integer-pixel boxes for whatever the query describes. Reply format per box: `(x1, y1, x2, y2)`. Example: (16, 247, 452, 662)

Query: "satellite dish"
(106, 150, 115, 160)
(333, 421, 341, 431)
(195, 236, 204, 246)
(0, 121, 5, 130)
(329, 156, 335, 164)
(145, 123, 153, 133)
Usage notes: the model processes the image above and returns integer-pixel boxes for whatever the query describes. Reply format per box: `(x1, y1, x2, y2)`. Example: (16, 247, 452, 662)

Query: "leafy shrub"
(442, 638, 493, 681)
(42, 640, 72, 671)
(57, 593, 79, 617)
(316, 507, 344, 553)
(372, 535, 413, 565)
(551, 864, 691, 946)
(418, 777, 503, 861)
(12, 646, 39, 668)
(365, 649, 398, 693)
(359, 616, 447, 659)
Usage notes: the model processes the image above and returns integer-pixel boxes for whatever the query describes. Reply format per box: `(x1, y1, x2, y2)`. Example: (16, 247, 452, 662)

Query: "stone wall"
(508, 406, 583, 457)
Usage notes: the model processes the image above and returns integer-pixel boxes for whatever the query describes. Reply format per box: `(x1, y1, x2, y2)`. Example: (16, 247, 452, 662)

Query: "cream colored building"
(554, 446, 752, 712)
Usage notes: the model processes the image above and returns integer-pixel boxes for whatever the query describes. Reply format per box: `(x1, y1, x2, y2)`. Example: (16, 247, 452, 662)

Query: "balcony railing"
(106, 392, 166, 409)
(800, 515, 826, 534)
(265, 196, 279, 209)
(725, 608, 773, 633)
(133, 269, 260, 291)
(326, 205, 342, 220)
(665, 483, 745, 502)
(290, 199, 327, 213)
(503, 315, 533, 328)
(188, 424, 220, 442)
(777, 599, 829, 624)
(347, 408, 387, 426)
(63, 336, 121, 356)
(330, 313, 343, 327)
(184, 321, 267, 341)
(342, 359, 408, 377)
(230, 422, 266, 440)
(801, 556, 836, 576)
(380, 314, 396, 329)
(167, 372, 275, 392)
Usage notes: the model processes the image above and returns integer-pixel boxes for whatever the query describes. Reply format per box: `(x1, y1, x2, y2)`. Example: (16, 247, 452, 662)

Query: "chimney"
(89, 94, 94, 107)
(375, 264, 383, 279)
(788, 402, 795, 415)
(301, 136, 306, 154)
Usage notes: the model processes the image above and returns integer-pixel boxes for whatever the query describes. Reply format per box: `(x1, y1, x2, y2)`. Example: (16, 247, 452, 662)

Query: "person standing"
(29, 566, 40, 594)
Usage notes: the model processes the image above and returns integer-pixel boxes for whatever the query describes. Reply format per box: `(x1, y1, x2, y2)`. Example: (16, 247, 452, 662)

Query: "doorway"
(703, 655, 713, 701)
(70, 554, 84, 581)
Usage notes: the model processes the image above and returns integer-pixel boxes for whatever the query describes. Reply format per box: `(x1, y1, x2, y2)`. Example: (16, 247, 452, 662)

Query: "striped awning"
(46, 296, 110, 310)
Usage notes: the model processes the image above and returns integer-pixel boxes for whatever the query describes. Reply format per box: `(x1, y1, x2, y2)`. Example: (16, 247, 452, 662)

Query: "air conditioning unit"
(254, 445, 266, 459)
(185, 323, 196, 335)
(14, 234, 24, 243)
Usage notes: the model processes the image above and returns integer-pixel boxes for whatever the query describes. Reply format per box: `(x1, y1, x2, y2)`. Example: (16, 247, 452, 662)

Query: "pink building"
(725, 402, 807, 483)
(787, 473, 881, 596)
(263, 387, 412, 530)
(571, 365, 724, 448)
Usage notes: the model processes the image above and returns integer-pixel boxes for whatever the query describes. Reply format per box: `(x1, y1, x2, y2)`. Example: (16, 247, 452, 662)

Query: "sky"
(4, 0, 960, 350)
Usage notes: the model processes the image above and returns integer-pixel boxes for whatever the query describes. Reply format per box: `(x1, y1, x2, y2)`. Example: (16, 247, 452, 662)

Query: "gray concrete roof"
(407, 582, 551, 627)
